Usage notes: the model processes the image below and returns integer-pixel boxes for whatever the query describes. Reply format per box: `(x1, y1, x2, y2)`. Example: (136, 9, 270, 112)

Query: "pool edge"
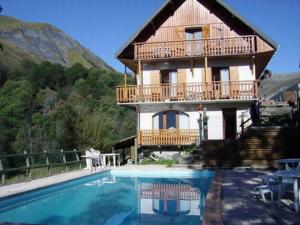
(0, 169, 110, 199)
(203, 169, 224, 225)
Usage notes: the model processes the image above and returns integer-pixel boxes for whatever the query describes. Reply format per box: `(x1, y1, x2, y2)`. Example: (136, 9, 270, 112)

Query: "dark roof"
(115, 0, 277, 59)
(113, 135, 136, 149)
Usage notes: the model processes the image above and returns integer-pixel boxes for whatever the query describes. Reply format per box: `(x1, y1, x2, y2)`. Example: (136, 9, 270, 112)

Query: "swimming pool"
(0, 170, 214, 225)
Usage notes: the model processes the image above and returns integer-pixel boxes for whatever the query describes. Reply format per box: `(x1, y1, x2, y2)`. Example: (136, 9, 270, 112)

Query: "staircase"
(202, 126, 300, 169)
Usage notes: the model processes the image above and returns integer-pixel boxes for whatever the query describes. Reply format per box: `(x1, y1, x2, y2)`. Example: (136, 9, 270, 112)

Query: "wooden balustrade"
(134, 35, 256, 60)
(137, 129, 199, 146)
(116, 80, 258, 103)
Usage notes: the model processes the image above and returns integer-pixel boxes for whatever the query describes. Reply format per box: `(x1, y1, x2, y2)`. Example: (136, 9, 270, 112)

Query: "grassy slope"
(68, 49, 93, 69)
(0, 15, 57, 32)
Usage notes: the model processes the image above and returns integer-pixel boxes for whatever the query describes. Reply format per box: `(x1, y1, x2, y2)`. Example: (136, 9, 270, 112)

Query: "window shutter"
(178, 69, 186, 84)
(150, 70, 160, 85)
(176, 27, 185, 40)
(229, 67, 239, 81)
(205, 67, 212, 82)
(230, 66, 239, 98)
(202, 25, 210, 38)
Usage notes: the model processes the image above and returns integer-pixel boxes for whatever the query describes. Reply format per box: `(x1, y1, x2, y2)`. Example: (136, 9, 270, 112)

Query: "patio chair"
(252, 175, 280, 203)
(89, 148, 105, 171)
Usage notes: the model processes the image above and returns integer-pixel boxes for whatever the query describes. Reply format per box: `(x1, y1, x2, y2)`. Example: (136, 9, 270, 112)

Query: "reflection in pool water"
(0, 171, 214, 225)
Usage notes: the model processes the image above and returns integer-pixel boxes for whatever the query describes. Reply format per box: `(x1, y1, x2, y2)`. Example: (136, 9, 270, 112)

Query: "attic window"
(185, 28, 202, 40)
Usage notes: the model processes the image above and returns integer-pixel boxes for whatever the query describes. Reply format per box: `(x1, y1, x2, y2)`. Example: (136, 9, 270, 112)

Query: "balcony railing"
(137, 129, 199, 146)
(116, 81, 258, 104)
(134, 35, 256, 61)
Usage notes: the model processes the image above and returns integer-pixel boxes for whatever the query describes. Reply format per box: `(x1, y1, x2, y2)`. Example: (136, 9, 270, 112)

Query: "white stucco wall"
(186, 68, 202, 83)
(139, 103, 252, 140)
(186, 111, 200, 129)
(206, 110, 224, 140)
(140, 113, 154, 129)
(238, 65, 254, 81)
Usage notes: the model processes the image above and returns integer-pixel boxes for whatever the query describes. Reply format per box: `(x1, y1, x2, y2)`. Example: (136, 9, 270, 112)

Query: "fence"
(0, 149, 86, 185)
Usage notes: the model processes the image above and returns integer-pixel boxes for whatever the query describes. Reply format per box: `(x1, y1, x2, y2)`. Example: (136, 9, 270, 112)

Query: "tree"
(65, 63, 88, 86)
(0, 80, 32, 153)
(0, 63, 8, 87)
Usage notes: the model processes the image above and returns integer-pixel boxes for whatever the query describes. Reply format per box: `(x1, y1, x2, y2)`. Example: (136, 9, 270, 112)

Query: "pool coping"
(0, 169, 110, 199)
(203, 169, 224, 225)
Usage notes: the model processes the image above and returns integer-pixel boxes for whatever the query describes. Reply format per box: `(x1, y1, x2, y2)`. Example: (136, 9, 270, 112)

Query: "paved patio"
(222, 169, 300, 225)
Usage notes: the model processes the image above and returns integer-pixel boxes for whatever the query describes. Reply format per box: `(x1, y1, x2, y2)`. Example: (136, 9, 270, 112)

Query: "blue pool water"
(0, 170, 214, 225)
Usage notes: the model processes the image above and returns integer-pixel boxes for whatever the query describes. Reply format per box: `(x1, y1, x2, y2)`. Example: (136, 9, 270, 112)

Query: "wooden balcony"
(134, 35, 256, 61)
(116, 81, 258, 104)
(137, 129, 199, 146)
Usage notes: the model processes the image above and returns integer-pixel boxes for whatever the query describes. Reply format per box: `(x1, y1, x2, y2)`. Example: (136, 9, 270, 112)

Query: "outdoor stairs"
(201, 126, 300, 169)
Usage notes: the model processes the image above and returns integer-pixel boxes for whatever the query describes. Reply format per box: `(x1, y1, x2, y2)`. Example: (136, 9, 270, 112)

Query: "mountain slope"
(0, 16, 113, 70)
(259, 72, 300, 99)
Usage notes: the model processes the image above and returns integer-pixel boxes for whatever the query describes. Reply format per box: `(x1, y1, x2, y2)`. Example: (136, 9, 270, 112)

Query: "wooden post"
(61, 149, 68, 172)
(0, 157, 5, 184)
(74, 149, 81, 169)
(251, 56, 256, 77)
(124, 66, 127, 86)
(204, 57, 208, 82)
(134, 138, 138, 164)
(138, 61, 142, 85)
(44, 150, 50, 176)
(24, 151, 31, 179)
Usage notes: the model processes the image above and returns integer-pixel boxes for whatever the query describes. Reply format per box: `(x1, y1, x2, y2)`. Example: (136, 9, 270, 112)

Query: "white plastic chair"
(89, 148, 104, 170)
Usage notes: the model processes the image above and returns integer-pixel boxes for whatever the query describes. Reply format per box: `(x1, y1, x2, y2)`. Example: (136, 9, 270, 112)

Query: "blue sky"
(1, 0, 300, 74)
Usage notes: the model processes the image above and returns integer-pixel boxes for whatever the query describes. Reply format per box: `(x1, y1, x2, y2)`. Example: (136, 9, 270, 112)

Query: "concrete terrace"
(221, 169, 300, 225)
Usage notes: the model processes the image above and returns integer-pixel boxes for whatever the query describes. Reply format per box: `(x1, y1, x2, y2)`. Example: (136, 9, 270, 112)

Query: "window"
(161, 70, 177, 98)
(186, 28, 203, 56)
(185, 28, 202, 40)
(153, 111, 189, 129)
(212, 67, 230, 96)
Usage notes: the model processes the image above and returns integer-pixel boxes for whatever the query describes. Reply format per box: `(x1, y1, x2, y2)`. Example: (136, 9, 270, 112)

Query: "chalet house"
(115, 0, 277, 151)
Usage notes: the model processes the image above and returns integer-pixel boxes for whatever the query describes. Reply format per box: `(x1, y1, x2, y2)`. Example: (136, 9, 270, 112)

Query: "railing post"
(24, 151, 31, 179)
(44, 150, 50, 176)
(74, 149, 81, 169)
(61, 149, 68, 172)
(0, 157, 5, 185)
